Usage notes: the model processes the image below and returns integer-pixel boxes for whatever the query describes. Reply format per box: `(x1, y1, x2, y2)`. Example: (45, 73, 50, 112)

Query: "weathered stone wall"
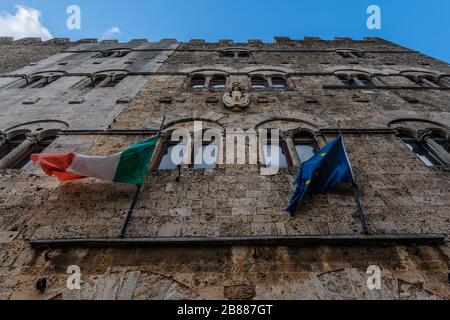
(0, 37, 449, 300)
(0, 38, 72, 74)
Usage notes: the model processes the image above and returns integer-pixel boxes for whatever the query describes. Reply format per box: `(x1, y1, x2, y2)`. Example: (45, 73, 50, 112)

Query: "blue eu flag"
(286, 136, 355, 215)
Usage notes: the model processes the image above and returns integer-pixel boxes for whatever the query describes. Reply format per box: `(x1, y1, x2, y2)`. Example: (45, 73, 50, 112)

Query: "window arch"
(399, 132, 445, 166)
(94, 48, 131, 58)
(335, 71, 374, 87)
(6, 72, 66, 89)
(210, 75, 227, 89)
(222, 48, 251, 59)
(438, 75, 450, 87)
(189, 73, 229, 89)
(251, 75, 269, 89)
(432, 132, 450, 152)
(190, 74, 207, 89)
(249, 72, 290, 89)
(293, 132, 318, 163)
(390, 119, 450, 166)
(158, 120, 223, 170)
(0, 121, 67, 170)
(75, 71, 128, 89)
(335, 49, 365, 59)
(271, 76, 287, 89)
(401, 71, 443, 88)
(260, 130, 289, 169)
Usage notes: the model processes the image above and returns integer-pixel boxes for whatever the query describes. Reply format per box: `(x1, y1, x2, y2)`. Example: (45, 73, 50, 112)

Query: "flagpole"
(337, 123, 369, 235)
(352, 182, 369, 235)
(119, 116, 167, 239)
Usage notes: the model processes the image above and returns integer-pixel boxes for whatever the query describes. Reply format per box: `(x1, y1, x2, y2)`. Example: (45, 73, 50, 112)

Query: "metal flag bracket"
(119, 116, 166, 239)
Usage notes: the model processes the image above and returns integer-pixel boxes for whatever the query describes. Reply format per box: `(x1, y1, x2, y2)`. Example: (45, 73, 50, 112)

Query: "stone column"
(421, 133, 450, 165)
(285, 134, 301, 167)
(0, 134, 38, 170)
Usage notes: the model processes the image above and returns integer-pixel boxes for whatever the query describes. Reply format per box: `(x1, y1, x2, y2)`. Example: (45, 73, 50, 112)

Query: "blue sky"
(1, 0, 449, 62)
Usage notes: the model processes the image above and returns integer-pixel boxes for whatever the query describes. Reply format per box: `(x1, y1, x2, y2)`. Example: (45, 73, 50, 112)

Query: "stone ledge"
(29, 234, 446, 248)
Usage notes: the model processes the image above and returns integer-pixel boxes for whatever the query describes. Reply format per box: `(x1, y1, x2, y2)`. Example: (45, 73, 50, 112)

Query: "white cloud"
(0, 5, 52, 40)
(101, 26, 122, 39)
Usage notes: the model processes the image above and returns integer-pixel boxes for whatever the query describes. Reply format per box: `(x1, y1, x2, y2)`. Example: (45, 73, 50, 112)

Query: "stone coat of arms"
(223, 82, 250, 111)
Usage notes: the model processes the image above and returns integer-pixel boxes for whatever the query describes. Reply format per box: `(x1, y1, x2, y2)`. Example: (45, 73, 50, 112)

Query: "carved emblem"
(223, 82, 250, 111)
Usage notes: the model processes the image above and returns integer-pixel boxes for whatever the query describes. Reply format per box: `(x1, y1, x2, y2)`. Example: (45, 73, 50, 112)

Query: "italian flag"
(31, 136, 159, 185)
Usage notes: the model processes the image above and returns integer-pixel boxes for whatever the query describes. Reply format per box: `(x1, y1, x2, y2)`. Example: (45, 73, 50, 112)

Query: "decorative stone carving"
(223, 82, 250, 111)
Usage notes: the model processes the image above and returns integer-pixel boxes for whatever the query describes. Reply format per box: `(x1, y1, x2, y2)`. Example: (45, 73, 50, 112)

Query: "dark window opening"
(406, 75, 440, 88)
(439, 77, 450, 87)
(210, 76, 226, 89)
(417, 77, 438, 87)
(86, 75, 107, 88)
(98, 50, 131, 58)
(262, 133, 289, 169)
(338, 74, 373, 87)
(400, 133, 444, 167)
(20, 76, 60, 89)
(337, 50, 364, 58)
(223, 51, 235, 58)
(432, 134, 450, 152)
(251, 76, 268, 89)
(272, 77, 287, 89)
(237, 51, 250, 58)
(293, 133, 318, 163)
(2, 135, 57, 170)
(103, 75, 126, 88)
(85, 74, 126, 88)
(190, 75, 207, 89)
(0, 135, 26, 161)
(223, 50, 251, 59)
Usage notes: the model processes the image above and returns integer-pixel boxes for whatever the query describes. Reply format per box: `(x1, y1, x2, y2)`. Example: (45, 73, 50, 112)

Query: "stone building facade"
(0, 36, 449, 300)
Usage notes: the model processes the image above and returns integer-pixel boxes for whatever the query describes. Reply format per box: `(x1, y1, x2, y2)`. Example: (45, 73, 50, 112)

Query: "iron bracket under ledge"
(29, 234, 446, 249)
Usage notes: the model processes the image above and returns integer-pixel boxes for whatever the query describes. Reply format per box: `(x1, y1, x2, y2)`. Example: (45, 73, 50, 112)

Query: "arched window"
(210, 75, 227, 89)
(193, 136, 219, 169)
(439, 76, 450, 87)
(0, 134, 26, 162)
(158, 125, 222, 170)
(222, 49, 251, 59)
(190, 75, 207, 89)
(82, 72, 127, 89)
(293, 132, 318, 163)
(432, 133, 450, 152)
(399, 132, 445, 166)
(415, 75, 440, 87)
(261, 132, 289, 169)
(158, 135, 185, 170)
(251, 76, 268, 89)
(403, 73, 442, 88)
(0, 133, 58, 170)
(20, 73, 63, 89)
(337, 73, 373, 87)
(95, 49, 131, 58)
(237, 51, 250, 58)
(223, 51, 235, 58)
(0, 122, 67, 170)
(336, 49, 365, 59)
(271, 77, 287, 89)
